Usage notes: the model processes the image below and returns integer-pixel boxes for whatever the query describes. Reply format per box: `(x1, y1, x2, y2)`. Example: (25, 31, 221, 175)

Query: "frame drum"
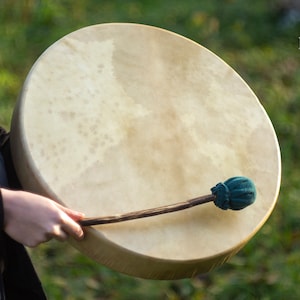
(10, 23, 281, 279)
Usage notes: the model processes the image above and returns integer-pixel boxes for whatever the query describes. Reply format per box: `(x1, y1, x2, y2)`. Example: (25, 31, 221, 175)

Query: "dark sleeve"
(0, 127, 47, 299)
(0, 128, 22, 190)
(3, 234, 47, 300)
(0, 126, 8, 231)
(0, 127, 9, 150)
(0, 167, 6, 299)
(0, 126, 8, 230)
(0, 190, 3, 231)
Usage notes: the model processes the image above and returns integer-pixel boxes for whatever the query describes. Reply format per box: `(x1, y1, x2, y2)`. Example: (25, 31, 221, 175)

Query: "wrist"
(0, 188, 17, 231)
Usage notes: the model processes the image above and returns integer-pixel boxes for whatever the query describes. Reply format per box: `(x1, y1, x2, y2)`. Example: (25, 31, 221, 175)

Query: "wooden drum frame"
(10, 23, 281, 279)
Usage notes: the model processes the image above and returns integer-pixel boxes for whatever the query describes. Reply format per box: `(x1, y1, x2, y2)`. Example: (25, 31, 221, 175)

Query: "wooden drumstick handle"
(79, 176, 256, 226)
(80, 194, 215, 226)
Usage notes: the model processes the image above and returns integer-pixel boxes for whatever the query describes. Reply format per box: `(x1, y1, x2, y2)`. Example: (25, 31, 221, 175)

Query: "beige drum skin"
(10, 23, 281, 279)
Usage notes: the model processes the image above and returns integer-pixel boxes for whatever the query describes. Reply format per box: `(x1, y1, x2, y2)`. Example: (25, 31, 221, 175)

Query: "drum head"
(11, 23, 281, 279)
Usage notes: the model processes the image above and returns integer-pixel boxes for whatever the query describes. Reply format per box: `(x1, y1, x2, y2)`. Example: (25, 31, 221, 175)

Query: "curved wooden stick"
(79, 194, 216, 226)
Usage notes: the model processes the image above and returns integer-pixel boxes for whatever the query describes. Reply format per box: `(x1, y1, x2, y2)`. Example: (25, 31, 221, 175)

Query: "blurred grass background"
(1, 0, 299, 299)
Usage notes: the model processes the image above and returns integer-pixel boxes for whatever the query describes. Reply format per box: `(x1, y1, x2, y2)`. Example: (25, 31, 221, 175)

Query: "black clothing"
(0, 127, 47, 300)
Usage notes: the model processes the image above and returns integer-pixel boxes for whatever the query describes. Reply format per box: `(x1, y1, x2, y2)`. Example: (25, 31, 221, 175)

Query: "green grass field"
(1, 1, 300, 299)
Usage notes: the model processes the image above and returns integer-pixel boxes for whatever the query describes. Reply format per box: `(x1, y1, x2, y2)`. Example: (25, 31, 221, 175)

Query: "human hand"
(1, 188, 84, 247)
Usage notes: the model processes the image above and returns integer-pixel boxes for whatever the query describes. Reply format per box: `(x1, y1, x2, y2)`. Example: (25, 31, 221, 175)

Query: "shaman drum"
(10, 23, 281, 279)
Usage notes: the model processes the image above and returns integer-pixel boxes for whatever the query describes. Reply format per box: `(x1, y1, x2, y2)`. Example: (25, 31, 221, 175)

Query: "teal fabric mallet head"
(80, 176, 257, 226)
(211, 176, 256, 210)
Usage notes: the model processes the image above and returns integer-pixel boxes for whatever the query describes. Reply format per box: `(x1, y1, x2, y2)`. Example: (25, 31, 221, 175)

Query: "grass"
(1, 0, 300, 299)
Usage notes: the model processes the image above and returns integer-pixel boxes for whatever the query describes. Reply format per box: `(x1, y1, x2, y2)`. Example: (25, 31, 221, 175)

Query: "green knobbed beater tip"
(211, 176, 256, 210)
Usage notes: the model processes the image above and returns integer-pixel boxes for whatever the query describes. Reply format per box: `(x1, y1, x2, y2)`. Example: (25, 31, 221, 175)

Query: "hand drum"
(10, 23, 281, 279)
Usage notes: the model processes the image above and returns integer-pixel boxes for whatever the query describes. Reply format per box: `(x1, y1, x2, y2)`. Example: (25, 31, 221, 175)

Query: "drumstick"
(79, 176, 256, 226)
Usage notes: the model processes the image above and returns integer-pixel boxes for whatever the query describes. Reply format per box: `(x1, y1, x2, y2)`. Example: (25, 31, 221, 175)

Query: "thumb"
(56, 203, 85, 221)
